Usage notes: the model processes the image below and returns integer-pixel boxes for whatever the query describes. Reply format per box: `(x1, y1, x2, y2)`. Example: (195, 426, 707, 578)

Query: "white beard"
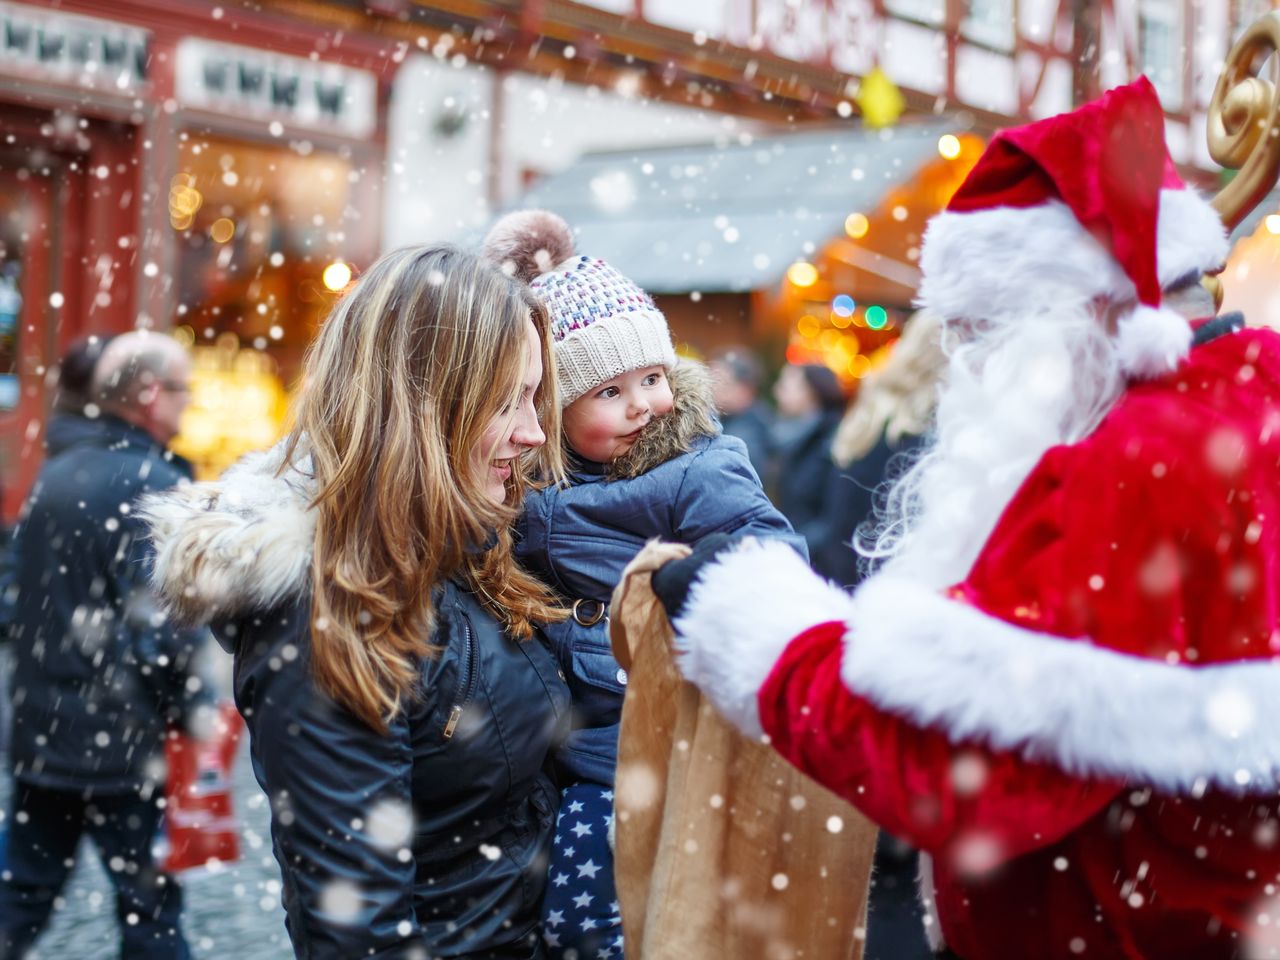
(865, 303, 1126, 589)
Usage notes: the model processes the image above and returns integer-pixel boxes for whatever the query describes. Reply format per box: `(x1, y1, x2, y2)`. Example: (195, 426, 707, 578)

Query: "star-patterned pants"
(540, 782, 624, 959)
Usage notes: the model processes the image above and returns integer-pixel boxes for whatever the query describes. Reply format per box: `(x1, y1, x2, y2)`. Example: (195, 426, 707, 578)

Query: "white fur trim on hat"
(1157, 189, 1230, 287)
(1115, 303, 1193, 379)
(918, 188, 1227, 323)
(556, 309, 677, 407)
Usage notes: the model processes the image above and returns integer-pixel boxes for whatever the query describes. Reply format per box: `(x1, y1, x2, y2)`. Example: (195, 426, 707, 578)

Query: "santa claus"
(649, 77, 1280, 959)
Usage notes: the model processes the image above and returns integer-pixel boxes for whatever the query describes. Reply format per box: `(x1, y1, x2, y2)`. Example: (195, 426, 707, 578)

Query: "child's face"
(564, 365, 674, 463)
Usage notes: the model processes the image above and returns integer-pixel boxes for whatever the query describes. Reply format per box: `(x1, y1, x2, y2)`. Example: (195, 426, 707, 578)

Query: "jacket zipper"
(443, 613, 479, 740)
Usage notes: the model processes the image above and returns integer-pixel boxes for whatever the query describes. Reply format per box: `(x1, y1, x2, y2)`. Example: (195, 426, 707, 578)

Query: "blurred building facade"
(0, 0, 1265, 521)
(0, 0, 390, 519)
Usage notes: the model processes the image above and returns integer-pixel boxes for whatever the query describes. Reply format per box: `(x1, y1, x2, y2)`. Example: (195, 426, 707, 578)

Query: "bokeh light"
(168, 174, 203, 232)
(937, 134, 962, 159)
(865, 305, 888, 329)
(832, 294, 856, 317)
(1266, 214, 1280, 235)
(209, 217, 235, 243)
(844, 212, 869, 239)
(322, 261, 353, 291)
(787, 261, 819, 288)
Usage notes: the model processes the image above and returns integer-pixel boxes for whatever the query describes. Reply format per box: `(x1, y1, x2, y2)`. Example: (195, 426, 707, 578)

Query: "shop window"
(1139, 0, 1183, 112)
(963, 0, 1015, 49)
(169, 134, 357, 478)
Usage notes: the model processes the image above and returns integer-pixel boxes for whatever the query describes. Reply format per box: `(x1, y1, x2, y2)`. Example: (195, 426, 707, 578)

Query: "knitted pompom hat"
(483, 209, 676, 407)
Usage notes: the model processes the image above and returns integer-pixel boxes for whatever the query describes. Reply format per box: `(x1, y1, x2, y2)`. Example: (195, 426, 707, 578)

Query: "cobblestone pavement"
(5, 738, 294, 960)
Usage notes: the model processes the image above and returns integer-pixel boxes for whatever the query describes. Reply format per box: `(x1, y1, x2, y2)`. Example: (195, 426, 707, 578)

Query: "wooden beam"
(259, 0, 1013, 127)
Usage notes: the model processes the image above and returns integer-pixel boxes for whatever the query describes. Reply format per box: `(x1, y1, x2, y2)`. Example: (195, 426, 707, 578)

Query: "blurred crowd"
(710, 316, 945, 591)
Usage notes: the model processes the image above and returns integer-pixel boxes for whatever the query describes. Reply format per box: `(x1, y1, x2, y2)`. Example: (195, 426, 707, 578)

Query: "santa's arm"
(672, 539, 1119, 866)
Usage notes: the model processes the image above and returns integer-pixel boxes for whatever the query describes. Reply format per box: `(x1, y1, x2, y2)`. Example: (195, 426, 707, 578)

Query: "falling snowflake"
(1204, 686, 1257, 739)
(366, 797, 414, 851)
(615, 761, 661, 811)
(318, 880, 363, 925)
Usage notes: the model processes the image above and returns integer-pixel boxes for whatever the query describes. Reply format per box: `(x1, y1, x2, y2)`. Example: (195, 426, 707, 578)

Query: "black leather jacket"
(141, 445, 571, 958)
(224, 583, 569, 958)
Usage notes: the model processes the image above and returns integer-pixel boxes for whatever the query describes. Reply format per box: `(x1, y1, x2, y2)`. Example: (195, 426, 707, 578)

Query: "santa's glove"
(651, 532, 743, 621)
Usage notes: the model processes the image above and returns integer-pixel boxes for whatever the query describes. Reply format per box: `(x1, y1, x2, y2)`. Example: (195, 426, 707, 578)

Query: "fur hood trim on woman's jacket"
(141, 362, 719, 623)
(606, 360, 720, 480)
(138, 443, 317, 626)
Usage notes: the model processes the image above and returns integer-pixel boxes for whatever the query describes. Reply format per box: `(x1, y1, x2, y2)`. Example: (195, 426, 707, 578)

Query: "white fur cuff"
(673, 538, 852, 737)
(845, 577, 1280, 793)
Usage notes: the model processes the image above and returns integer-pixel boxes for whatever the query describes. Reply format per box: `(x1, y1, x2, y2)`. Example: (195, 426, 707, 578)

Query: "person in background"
(0, 334, 123, 835)
(821, 312, 946, 589)
(484, 210, 803, 960)
(0, 335, 117, 643)
(822, 311, 947, 960)
(142, 245, 572, 958)
(0, 331, 204, 959)
(49, 334, 113, 423)
(708, 346, 773, 478)
(769, 361, 846, 577)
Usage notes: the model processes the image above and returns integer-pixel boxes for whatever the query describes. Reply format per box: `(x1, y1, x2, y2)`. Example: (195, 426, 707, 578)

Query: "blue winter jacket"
(515, 362, 805, 786)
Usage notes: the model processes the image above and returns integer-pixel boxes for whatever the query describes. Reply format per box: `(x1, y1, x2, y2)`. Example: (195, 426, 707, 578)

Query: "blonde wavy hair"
(283, 245, 565, 731)
(831, 311, 946, 468)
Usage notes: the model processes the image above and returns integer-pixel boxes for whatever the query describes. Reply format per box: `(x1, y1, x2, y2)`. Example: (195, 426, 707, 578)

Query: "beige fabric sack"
(609, 541, 877, 960)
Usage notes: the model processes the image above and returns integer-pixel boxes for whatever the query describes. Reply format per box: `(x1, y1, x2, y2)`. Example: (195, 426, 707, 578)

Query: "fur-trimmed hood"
(138, 442, 317, 626)
(606, 360, 719, 480)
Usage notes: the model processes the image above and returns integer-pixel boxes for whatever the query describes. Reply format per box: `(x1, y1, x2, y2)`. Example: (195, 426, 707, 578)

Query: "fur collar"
(607, 361, 720, 480)
(138, 442, 317, 625)
(142, 361, 720, 622)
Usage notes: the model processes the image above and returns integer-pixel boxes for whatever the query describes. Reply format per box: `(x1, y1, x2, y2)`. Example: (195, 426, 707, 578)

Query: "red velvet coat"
(670, 327, 1280, 960)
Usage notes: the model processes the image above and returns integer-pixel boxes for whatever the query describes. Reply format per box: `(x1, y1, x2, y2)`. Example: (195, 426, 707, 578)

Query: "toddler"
(484, 210, 804, 959)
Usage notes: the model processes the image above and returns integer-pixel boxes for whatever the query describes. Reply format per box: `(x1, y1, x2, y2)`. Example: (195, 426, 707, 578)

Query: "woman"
(768, 361, 846, 576)
(822, 311, 946, 588)
(142, 245, 572, 958)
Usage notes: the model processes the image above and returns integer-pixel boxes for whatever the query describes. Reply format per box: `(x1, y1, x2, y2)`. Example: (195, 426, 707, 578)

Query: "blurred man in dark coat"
(0, 331, 204, 959)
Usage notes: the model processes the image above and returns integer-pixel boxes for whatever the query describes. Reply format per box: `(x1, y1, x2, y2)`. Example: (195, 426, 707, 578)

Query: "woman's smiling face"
(473, 318, 547, 504)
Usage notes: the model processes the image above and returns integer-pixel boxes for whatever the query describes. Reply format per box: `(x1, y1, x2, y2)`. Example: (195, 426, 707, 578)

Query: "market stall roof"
(503, 121, 956, 294)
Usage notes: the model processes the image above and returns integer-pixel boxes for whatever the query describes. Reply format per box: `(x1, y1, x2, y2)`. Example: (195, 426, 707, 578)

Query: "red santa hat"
(918, 77, 1228, 379)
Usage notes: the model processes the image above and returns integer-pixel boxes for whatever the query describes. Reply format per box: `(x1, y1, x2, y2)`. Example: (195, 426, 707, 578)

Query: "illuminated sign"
(0, 2, 148, 94)
(176, 39, 377, 139)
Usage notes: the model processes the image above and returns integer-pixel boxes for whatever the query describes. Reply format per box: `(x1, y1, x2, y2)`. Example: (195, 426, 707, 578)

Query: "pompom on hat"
(484, 209, 677, 406)
(918, 76, 1229, 379)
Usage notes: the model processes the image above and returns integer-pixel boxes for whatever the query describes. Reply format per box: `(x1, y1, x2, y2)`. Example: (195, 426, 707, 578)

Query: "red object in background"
(163, 701, 245, 873)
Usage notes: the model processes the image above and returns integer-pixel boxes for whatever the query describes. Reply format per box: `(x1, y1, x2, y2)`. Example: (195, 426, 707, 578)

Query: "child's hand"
(650, 532, 744, 621)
